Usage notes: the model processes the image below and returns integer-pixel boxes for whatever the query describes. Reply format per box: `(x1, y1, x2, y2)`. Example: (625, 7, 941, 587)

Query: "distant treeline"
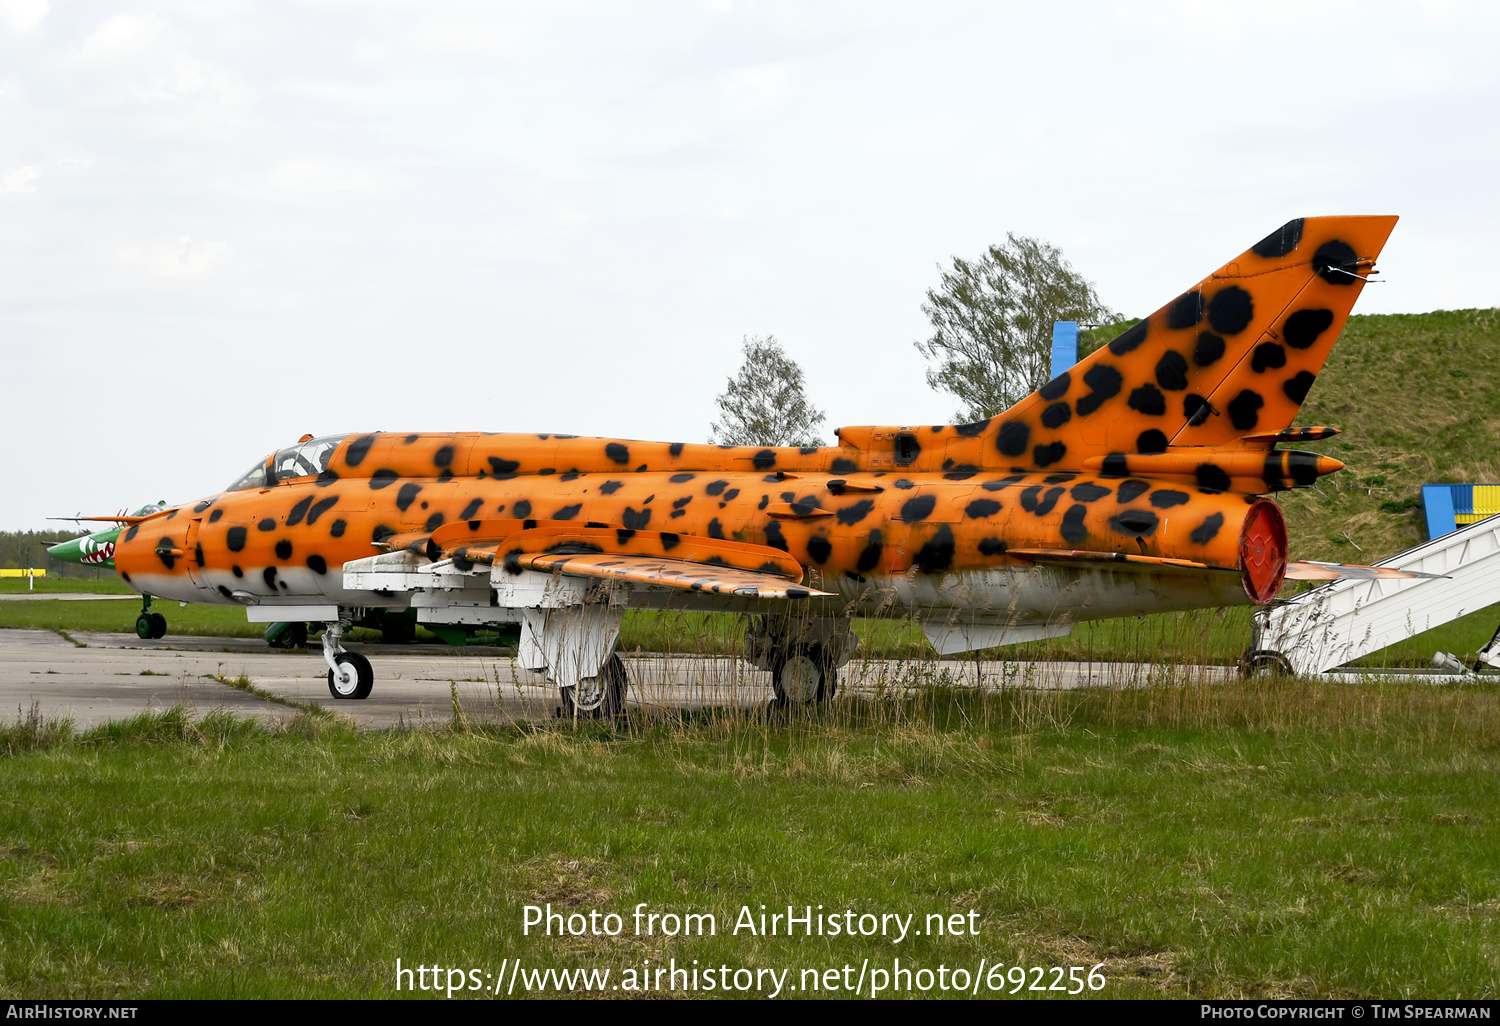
(0, 530, 114, 580)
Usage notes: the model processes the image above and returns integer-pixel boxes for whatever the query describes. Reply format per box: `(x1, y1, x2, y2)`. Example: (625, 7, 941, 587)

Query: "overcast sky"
(2, 1, 1497, 527)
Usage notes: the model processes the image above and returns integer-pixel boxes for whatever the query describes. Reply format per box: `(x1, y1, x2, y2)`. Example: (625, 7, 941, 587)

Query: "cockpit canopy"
(226, 434, 349, 491)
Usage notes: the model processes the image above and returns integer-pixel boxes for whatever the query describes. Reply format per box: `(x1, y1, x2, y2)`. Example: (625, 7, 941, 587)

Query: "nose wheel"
(327, 651, 374, 700)
(134, 595, 167, 640)
(322, 621, 374, 699)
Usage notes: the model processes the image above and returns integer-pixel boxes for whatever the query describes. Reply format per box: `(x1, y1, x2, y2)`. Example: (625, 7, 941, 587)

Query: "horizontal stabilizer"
(1242, 426, 1342, 445)
(1283, 560, 1446, 582)
(1080, 449, 1344, 492)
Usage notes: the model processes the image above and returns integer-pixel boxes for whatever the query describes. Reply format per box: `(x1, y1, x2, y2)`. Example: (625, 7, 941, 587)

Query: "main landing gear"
(134, 594, 166, 640)
(561, 652, 629, 719)
(515, 606, 632, 720)
(322, 621, 373, 700)
(749, 612, 853, 708)
(771, 644, 837, 705)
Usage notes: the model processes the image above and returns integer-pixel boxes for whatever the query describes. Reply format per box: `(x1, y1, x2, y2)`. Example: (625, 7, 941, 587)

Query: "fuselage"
(113, 430, 1280, 626)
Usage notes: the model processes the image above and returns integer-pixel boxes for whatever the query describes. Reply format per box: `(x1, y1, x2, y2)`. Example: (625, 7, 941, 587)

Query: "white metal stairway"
(1257, 513, 1500, 675)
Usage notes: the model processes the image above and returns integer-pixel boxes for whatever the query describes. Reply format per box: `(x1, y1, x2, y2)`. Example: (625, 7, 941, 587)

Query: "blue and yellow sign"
(1422, 484, 1500, 538)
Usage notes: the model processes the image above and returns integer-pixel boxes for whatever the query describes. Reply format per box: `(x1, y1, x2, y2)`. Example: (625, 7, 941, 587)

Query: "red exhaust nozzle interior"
(1239, 500, 1288, 604)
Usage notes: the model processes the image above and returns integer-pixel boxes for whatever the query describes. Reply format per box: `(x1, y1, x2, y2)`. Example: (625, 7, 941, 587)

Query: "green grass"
(3, 682, 1499, 998)
(0, 599, 274, 639)
(0, 600, 471, 647)
(0, 578, 134, 595)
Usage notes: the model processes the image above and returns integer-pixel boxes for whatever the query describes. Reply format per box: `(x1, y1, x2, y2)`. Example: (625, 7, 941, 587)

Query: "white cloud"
(72, 15, 238, 110)
(268, 160, 378, 195)
(128, 53, 239, 107)
(78, 14, 163, 62)
(412, 16, 531, 57)
(1387, 50, 1455, 92)
(0, 165, 39, 195)
(0, 0, 47, 34)
(721, 63, 791, 114)
(119, 237, 230, 277)
(167, 54, 219, 97)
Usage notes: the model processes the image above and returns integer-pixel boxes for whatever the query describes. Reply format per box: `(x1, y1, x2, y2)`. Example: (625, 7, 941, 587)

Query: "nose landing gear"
(322, 621, 373, 699)
(134, 594, 167, 640)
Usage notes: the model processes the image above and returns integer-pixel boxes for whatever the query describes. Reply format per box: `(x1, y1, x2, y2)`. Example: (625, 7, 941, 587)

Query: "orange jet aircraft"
(108, 216, 1418, 714)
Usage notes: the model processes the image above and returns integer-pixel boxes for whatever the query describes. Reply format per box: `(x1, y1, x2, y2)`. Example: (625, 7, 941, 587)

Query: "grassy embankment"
(2, 682, 1498, 999)
(5, 310, 1498, 665)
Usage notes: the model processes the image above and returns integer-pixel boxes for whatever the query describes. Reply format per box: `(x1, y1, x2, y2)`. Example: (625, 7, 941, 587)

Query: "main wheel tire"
(135, 614, 153, 640)
(772, 643, 835, 705)
(147, 613, 167, 639)
(327, 651, 374, 700)
(561, 654, 629, 719)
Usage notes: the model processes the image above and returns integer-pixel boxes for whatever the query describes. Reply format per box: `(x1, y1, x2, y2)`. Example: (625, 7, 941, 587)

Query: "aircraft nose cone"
(45, 538, 84, 563)
(46, 527, 120, 566)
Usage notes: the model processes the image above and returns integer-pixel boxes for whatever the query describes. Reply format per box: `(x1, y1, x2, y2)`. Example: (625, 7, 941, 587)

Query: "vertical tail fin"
(946, 215, 1397, 483)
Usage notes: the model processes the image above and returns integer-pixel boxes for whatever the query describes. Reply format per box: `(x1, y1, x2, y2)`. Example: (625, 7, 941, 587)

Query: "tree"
(709, 335, 827, 448)
(916, 234, 1114, 421)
